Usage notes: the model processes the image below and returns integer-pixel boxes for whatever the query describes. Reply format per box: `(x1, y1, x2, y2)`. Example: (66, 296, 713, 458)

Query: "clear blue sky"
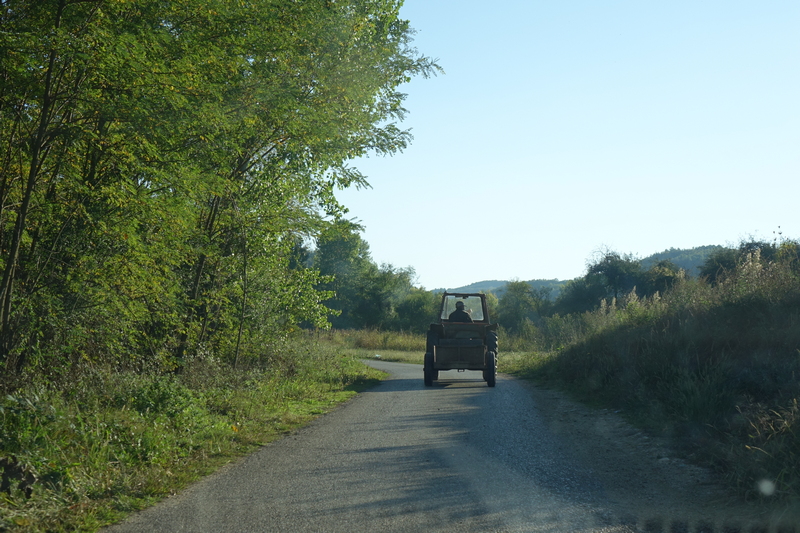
(335, 1, 800, 291)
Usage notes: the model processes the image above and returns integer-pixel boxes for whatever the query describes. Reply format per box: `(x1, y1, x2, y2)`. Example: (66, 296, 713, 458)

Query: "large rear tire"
(424, 352, 434, 386)
(484, 351, 496, 387)
(486, 331, 498, 353)
(426, 331, 439, 355)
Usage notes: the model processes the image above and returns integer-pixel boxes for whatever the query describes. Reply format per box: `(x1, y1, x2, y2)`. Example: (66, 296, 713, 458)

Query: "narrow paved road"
(104, 362, 759, 532)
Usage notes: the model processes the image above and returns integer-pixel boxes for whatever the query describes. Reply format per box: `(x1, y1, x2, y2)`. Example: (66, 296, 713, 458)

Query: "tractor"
(424, 292, 498, 387)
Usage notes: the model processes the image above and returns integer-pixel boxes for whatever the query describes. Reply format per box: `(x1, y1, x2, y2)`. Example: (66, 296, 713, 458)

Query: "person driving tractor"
(448, 300, 472, 322)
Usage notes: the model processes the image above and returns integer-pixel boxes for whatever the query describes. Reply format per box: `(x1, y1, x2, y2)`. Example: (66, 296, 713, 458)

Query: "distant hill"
(437, 279, 567, 300)
(433, 245, 724, 299)
(434, 280, 507, 294)
(640, 245, 724, 276)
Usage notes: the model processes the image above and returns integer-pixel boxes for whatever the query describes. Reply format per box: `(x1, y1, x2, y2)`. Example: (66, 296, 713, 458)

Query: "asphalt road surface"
(104, 361, 760, 532)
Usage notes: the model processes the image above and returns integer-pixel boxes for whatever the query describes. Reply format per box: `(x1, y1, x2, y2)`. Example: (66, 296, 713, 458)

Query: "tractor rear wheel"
(424, 352, 435, 386)
(484, 351, 496, 387)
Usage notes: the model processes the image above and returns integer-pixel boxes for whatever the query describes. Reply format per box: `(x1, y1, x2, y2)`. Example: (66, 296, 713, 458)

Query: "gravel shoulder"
(517, 379, 800, 529)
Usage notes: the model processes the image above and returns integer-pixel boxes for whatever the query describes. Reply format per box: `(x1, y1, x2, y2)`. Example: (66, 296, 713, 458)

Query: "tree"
(587, 252, 643, 300)
(0, 0, 440, 380)
(497, 281, 549, 334)
(641, 260, 683, 296)
(393, 288, 439, 333)
(552, 274, 608, 315)
(313, 221, 375, 328)
(0, 0, 202, 374)
(313, 221, 426, 330)
(350, 264, 415, 329)
(699, 247, 738, 284)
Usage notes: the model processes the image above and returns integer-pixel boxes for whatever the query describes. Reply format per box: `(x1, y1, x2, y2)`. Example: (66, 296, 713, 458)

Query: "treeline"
(493, 240, 800, 344)
(309, 220, 440, 332)
(311, 233, 772, 343)
(0, 0, 438, 388)
(500, 249, 705, 333)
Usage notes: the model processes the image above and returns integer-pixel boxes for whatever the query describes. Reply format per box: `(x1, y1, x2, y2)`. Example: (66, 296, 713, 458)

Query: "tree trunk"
(0, 2, 66, 372)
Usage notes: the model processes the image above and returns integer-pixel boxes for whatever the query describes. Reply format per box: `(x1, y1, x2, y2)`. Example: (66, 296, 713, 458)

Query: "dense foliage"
(311, 220, 438, 332)
(0, 0, 438, 386)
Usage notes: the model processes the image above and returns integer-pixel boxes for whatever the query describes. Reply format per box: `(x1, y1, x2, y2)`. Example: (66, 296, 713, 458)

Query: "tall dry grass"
(316, 329, 425, 352)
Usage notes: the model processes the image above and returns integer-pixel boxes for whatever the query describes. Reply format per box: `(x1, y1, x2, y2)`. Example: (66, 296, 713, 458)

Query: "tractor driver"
(448, 300, 473, 322)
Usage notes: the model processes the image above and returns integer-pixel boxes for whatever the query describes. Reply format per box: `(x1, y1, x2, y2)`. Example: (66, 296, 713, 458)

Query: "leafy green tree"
(699, 239, 800, 287)
(552, 274, 608, 315)
(313, 221, 440, 331)
(351, 264, 416, 329)
(553, 252, 673, 315)
(641, 260, 683, 296)
(587, 252, 643, 300)
(0, 0, 203, 374)
(169, 0, 439, 362)
(498, 280, 549, 334)
(699, 247, 738, 284)
(0, 0, 439, 381)
(393, 288, 439, 333)
(313, 221, 376, 328)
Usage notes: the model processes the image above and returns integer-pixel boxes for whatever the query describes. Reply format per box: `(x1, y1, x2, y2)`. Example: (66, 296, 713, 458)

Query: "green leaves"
(0, 0, 438, 376)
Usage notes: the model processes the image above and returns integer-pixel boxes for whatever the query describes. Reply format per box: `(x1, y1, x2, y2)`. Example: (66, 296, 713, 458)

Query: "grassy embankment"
(510, 252, 800, 503)
(0, 341, 383, 532)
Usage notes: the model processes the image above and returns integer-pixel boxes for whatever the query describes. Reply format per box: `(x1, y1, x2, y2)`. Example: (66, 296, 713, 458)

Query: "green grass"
(314, 329, 426, 365)
(318, 329, 425, 352)
(0, 340, 384, 532)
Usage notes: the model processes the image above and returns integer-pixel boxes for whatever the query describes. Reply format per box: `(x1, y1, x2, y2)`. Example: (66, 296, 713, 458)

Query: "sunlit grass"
(0, 339, 384, 532)
(317, 329, 425, 352)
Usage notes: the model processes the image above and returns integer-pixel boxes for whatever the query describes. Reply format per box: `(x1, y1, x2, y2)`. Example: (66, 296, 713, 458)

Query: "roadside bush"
(727, 399, 800, 500)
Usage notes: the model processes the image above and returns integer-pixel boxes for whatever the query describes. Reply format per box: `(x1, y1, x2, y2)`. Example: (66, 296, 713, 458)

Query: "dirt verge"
(520, 381, 800, 531)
